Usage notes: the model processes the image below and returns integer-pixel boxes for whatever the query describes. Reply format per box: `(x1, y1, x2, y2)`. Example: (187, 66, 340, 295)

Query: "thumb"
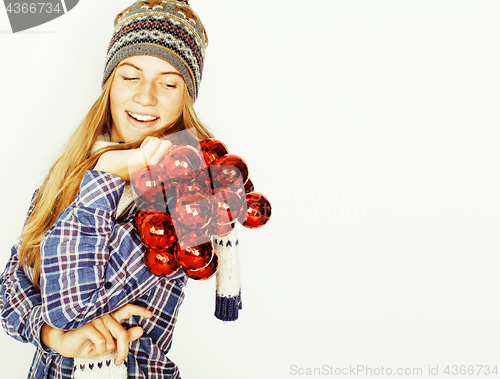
(127, 326, 144, 342)
(140, 137, 161, 162)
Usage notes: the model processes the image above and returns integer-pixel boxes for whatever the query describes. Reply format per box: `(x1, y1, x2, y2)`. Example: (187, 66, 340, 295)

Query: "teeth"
(128, 112, 158, 121)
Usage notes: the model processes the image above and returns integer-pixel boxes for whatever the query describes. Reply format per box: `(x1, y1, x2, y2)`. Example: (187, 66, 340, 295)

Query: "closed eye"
(161, 82, 177, 89)
(122, 76, 138, 81)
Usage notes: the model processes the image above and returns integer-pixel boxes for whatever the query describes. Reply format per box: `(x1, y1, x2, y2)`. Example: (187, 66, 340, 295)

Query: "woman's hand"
(41, 304, 152, 365)
(94, 137, 172, 181)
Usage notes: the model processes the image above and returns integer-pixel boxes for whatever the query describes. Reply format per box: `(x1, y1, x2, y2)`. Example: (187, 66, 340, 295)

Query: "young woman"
(0, 1, 242, 378)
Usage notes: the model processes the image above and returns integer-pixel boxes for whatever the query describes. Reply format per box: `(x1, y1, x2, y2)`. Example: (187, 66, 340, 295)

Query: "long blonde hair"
(18, 69, 213, 286)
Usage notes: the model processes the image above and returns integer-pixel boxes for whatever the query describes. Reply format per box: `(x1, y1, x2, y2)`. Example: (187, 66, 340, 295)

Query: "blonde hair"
(18, 69, 213, 286)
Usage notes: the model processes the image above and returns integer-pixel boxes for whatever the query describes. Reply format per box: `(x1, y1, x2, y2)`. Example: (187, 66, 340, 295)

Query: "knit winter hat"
(102, 0, 208, 101)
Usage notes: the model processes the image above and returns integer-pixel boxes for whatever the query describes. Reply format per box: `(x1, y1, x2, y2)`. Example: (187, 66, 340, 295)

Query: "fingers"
(96, 136, 174, 181)
(79, 325, 108, 356)
(112, 304, 153, 324)
(141, 138, 172, 166)
(140, 136, 161, 163)
(150, 140, 172, 165)
(129, 138, 172, 179)
(104, 305, 152, 365)
(106, 318, 131, 365)
(140, 136, 157, 148)
(53, 306, 152, 360)
(91, 318, 116, 352)
(127, 326, 145, 343)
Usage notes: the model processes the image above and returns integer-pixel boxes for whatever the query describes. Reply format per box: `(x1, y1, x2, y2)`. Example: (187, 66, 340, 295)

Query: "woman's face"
(109, 55, 185, 143)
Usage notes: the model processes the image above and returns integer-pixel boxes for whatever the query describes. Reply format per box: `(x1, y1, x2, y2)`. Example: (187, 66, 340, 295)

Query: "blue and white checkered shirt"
(0, 170, 186, 378)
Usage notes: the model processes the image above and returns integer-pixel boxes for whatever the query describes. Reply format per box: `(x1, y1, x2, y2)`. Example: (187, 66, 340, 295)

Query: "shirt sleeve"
(0, 193, 58, 356)
(39, 170, 164, 330)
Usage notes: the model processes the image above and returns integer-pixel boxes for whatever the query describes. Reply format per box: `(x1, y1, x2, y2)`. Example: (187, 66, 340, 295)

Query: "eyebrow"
(117, 62, 183, 77)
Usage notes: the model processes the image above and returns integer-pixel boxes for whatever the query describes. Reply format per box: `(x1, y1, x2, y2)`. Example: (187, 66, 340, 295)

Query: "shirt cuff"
(215, 291, 242, 321)
(29, 306, 59, 356)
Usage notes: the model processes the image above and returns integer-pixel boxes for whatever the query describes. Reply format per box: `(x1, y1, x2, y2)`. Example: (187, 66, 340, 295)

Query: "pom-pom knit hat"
(102, 0, 208, 101)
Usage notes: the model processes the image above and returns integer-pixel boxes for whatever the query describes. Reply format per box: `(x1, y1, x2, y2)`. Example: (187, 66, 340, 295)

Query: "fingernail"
(115, 360, 123, 366)
(146, 311, 153, 317)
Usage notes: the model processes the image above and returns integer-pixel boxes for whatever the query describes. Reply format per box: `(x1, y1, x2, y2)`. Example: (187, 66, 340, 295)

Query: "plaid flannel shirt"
(0, 170, 187, 378)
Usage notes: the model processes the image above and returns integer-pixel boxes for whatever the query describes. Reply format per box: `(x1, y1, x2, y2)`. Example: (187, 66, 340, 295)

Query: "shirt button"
(104, 282, 112, 289)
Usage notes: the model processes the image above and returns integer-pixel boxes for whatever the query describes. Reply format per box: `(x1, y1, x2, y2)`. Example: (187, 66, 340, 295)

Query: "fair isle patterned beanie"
(102, 0, 208, 101)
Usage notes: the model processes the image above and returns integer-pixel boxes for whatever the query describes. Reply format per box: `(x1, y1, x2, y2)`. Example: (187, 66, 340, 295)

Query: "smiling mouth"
(127, 111, 159, 122)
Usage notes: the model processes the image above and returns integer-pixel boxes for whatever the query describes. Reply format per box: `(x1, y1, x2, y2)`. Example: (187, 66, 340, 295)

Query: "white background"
(1, 1, 499, 378)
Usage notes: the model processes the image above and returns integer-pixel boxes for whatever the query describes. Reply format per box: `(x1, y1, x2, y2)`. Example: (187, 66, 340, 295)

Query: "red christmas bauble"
(163, 145, 203, 180)
(239, 192, 272, 229)
(176, 239, 214, 270)
(184, 251, 219, 280)
(211, 154, 249, 189)
(210, 189, 244, 226)
(199, 138, 228, 166)
(208, 221, 235, 237)
(244, 177, 254, 193)
(175, 229, 211, 251)
(163, 178, 177, 203)
(134, 196, 169, 212)
(144, 247, 179, 277)
(139, 212, 178, 250)
(133, 209, 163, 233)
(132, 165, 169, 205)
(234, 177, 254, 198)
(173, 192, 212, 230)
(176, 168, 213, 198)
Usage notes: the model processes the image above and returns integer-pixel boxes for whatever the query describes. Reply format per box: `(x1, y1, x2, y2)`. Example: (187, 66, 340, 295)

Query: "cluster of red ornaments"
(132, 138, 272, 280)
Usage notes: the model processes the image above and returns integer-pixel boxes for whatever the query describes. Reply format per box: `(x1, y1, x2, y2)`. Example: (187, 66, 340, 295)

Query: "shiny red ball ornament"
(234, 177, 254, 198)
(244, 177, 254, 193)
(175, 229, 211, 252)
(173, 192, 212, 230)
(134, 209, 162, 233)
(184, 252, 219, 280)
(169, 217, 194, 242)
(144, 247, 179, 277)
(134, 196, 169, 212)
(212, 154, 249, 189)
(163, 145, 203, 180)
(163, 177, 177, 202)
(199, 138, 229, 166)
(176, 168, 213, 198)
(210, 189, 245, 226)
(139, 212, 178, 250)
(208, 221, 235, 237)
(213, 173, 245, 198)
(132, 165, 169, 205)
(239, 192, 272, 229)
(176, 239, 214, 270)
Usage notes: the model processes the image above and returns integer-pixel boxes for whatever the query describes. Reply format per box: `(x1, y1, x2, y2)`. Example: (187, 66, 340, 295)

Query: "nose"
(133, 80, 157, 107)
